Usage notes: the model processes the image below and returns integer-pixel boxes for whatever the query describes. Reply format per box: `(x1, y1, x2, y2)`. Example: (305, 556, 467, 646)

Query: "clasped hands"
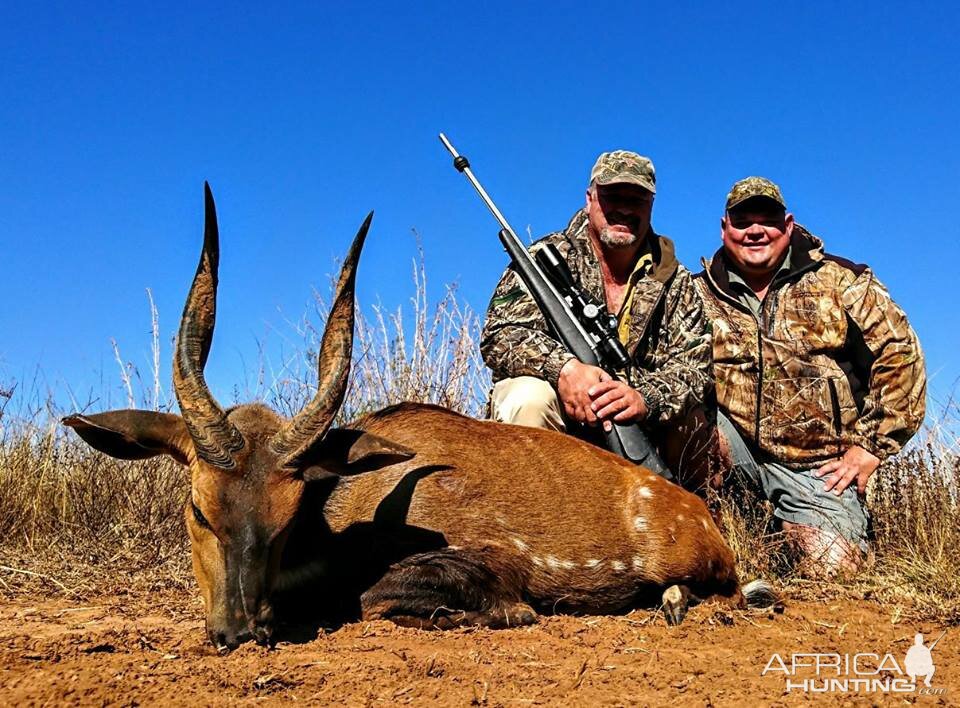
(557, 359, 648, 432)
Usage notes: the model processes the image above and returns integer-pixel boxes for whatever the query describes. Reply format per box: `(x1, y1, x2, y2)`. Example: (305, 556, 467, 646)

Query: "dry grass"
(0, 251, 957, 624)
(864, 433, 960, 619)
(278, 242, 489, 422)
(0, 432, 188, 598)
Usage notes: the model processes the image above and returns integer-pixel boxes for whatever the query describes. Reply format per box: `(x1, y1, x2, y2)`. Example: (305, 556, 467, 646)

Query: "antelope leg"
(360, 547, 538, 630)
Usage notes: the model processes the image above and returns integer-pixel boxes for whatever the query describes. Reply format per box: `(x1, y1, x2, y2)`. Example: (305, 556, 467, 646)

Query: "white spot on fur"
(634, 516, 648, 531)
(542, 555, 577, 571)
(637, 486, 653, 499)
(676, 513, 685, 521)
(701, 518, 710, 530)
(632, 556, 644, 571)
(512, 537, 529, 552)
(611, 560, 626, 572)
(532, 556, 544, 567)
(585, 559, 602, 569)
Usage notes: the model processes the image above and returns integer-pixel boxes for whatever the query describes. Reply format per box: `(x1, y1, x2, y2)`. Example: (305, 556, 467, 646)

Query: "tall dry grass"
(276, 243, 488, 422)
(0, 250, 957, 623)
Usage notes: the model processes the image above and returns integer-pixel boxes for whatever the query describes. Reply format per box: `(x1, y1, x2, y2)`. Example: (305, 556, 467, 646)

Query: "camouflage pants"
(490, 376, 719, 492)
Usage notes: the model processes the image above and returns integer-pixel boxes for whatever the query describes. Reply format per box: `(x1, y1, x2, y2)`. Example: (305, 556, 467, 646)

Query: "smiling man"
(481, 151, 714, 487)
(696, 177, 926, 574)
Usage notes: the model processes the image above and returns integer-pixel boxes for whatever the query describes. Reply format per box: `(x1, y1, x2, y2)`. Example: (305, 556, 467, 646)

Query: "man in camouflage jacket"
(696, 177, 926, 572)
(481, 151, 714, 487)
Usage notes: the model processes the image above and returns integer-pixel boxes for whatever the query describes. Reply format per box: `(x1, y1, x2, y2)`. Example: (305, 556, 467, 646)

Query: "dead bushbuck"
(64, 185, 775, 652)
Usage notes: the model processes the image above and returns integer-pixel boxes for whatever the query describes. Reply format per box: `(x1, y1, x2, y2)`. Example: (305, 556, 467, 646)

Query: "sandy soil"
(0, 592, 955, 706)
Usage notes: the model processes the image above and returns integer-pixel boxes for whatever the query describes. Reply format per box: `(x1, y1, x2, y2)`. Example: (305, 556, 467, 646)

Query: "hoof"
(501, 601, 538, 628)
(662, 584, 691, 626)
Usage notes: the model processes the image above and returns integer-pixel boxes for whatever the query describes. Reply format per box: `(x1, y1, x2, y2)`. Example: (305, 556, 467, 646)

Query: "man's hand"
(557, 359, 608, 425)
(815, 445, 881, 496)
(557, 359, 649, 430)
(588, 380, 648, 431)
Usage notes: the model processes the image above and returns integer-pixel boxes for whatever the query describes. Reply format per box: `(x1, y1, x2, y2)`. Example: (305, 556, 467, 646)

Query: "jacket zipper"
(827, 378, 842, 436)
(754, 288, 784, 443)
(754, 316, 764, 445)
(704, 256, 820, 450)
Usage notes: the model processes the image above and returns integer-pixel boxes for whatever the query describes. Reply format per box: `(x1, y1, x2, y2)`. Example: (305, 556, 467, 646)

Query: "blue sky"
(1, 2, 957, 415)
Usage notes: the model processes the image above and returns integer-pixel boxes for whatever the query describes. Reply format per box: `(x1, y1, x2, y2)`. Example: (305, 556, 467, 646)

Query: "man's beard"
(599, 226, 640, 249)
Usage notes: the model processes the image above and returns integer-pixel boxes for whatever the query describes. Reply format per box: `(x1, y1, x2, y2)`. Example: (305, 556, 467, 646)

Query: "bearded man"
(481, 151, 714, 487)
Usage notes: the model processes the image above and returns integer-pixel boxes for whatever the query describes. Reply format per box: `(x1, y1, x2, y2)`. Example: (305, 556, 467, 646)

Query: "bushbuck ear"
(62, 410, 192, 466)
(300, 428, 415, 481)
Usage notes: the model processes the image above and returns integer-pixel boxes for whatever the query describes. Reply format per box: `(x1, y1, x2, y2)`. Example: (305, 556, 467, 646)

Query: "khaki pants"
(490, 376, 567, 431)
(490, 376, 721, 493)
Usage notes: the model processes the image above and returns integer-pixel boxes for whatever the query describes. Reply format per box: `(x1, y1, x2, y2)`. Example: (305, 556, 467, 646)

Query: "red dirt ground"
(0, 593, 955, 706)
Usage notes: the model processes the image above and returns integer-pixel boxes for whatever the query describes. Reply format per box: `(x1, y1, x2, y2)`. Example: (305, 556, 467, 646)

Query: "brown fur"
(66, 399, 748, 646)
(322, 403, 741, 617)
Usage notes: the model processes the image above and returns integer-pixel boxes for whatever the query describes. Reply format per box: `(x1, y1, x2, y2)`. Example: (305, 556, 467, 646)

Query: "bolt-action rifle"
(439, 133, 671, 478)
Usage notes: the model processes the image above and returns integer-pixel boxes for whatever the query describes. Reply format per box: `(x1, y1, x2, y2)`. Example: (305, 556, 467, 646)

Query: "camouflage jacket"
(481, 209, 712, 425)
(695, 226, 926, 465)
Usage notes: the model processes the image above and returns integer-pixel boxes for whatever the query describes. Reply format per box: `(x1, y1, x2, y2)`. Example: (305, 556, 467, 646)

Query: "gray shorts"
(718, 412, 869, 551)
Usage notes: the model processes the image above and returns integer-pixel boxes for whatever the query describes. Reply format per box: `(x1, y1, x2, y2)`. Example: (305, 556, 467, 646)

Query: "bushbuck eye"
(192, 501, 212, 529)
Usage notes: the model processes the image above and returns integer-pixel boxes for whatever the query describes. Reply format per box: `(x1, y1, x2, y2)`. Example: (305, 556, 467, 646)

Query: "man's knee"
(780, 520, 867, 577)
(490, 377, 565, 431)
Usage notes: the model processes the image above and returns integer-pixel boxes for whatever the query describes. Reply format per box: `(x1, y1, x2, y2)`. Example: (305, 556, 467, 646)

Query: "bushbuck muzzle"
(211, 527, 273, 650)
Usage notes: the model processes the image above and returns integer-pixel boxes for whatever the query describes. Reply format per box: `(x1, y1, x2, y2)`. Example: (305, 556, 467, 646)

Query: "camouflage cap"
(725, 176, 786, 211)
(589, 151, 656, 193)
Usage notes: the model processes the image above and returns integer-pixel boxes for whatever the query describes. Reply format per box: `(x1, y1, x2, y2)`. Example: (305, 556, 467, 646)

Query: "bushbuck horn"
(270, 211, 373, 465)
(172, 182, 245, 469)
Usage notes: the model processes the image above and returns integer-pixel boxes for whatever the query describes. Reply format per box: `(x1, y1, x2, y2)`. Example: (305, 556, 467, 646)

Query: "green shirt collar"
(727, 247, 792, 290)
(726, 247, 792, 317)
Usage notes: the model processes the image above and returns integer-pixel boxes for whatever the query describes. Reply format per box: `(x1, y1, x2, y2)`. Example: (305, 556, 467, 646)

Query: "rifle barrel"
(438, 133, 518, 241)
(439, 133, 594, 348)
